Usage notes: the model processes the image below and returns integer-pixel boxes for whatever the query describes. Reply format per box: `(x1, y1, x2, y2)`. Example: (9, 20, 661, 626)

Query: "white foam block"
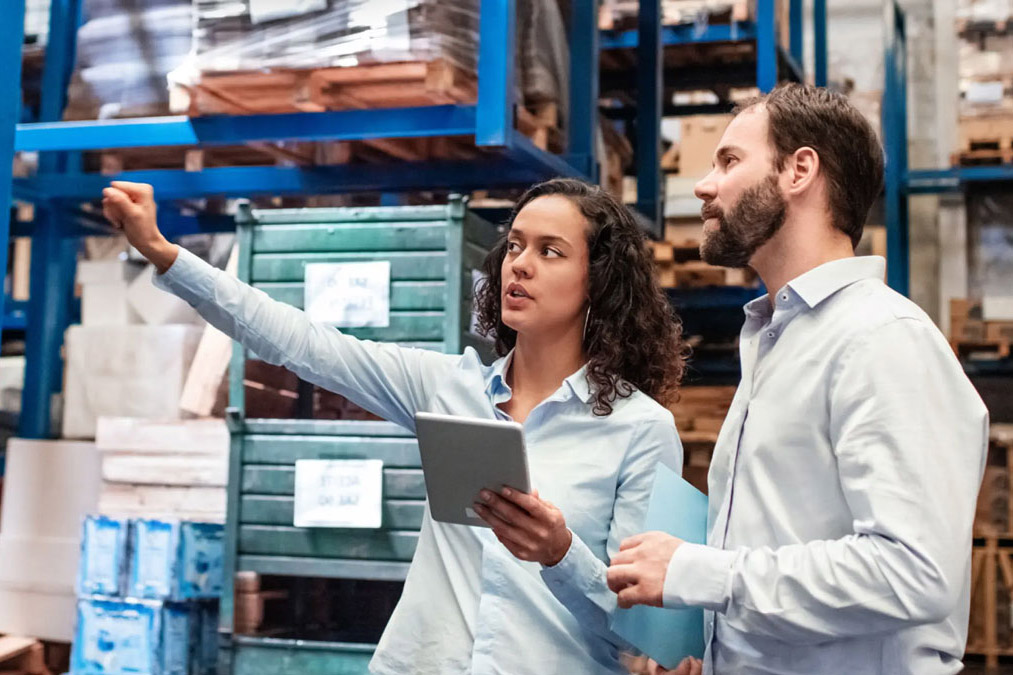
(101, 453, 228, 487)
(62, 325, 202, 439)
(0, 439, 101, 538)
(96, 417, 229, 455)
(76, 259, 144, 285)
(0, 438, 101, 641)
(81, 282, 140, 326)
(127, 264, 201, 325)
(983, 296, 1013, 322)
(98, 484, 226, 522)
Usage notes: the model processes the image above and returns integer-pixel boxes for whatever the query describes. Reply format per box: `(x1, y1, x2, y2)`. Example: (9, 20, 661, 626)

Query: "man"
(607, 83, 988, 674)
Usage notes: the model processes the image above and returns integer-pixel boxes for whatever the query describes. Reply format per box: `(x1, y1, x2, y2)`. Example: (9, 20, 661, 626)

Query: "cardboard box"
(62, 325, 202, 438)
(986, 321, 1013, 342)
(676, 115, 733, 178)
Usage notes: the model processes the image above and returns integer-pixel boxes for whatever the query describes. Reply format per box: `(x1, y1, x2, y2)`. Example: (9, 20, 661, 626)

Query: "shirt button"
(766, 331, 776, 339)
(780, 293, 789, 302)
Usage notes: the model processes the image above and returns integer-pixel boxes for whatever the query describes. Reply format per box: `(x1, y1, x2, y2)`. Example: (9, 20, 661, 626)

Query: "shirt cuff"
(152, 246, 217, 306)
(540, 530, 604, 595)
(662, 541, 738, 612)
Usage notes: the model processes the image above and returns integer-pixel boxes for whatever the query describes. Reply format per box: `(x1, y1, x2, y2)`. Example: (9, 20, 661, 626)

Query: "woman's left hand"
(473, 487, 572, 566)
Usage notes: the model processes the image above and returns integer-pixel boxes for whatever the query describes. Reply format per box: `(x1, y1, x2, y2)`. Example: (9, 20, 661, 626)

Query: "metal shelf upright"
(1, 0, 602, 439)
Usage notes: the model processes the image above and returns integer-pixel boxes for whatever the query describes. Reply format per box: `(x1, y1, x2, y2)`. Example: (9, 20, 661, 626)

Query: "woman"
(102, 177, 690, 674)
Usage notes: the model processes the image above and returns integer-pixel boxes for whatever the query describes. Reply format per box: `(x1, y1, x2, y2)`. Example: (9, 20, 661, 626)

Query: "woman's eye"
(542, 247, 562, 258)
(507, 241, 521, 253)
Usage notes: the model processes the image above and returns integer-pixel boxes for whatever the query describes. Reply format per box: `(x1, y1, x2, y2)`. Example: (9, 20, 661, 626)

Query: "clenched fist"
(101, 181, 178, 273)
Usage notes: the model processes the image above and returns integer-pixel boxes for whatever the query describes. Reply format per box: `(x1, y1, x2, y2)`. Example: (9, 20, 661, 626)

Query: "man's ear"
(785, 146, 819, 197)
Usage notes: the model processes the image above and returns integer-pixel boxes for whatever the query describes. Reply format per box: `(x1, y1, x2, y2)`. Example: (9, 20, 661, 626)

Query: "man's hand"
(606, 531, 683, 608)
(473, 487, 572, 566)
(651, 657, 702, 675)
(101, 181, 178, 272)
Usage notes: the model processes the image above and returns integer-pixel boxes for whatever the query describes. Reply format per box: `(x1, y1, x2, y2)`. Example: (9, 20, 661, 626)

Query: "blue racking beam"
(756, 0, 778, 92)
(814, 0, 828, 87)
(22, 0, 83, 439)
(636, 0, 663, 236)
(17, 106, 480, 152)
(568, 0, 599, 179)
(0, 2, 27, 349)
(882, 0, 909, 296)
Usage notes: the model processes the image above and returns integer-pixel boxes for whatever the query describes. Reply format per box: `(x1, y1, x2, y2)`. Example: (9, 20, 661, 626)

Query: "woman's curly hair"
(474, 178, 690, 416)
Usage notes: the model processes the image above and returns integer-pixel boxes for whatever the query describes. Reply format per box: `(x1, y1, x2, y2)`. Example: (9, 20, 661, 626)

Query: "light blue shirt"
(156, 247, 683, 675)
(661, 256, 989, 675)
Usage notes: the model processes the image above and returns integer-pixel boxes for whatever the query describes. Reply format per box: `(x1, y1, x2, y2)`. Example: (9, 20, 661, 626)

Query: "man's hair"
(735, 83, 884, 248)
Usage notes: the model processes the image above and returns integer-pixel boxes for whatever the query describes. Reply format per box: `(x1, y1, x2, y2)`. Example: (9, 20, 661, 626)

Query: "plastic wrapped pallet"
(62, 325, 203, 439)
(64, 0, 193, 120)
(169, 0, 567, 129)
(130, 520, 225, 601)
(71, 597, 193, 675)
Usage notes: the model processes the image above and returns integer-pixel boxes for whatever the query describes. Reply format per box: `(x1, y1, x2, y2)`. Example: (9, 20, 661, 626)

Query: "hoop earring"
(582, 307, 591, 343)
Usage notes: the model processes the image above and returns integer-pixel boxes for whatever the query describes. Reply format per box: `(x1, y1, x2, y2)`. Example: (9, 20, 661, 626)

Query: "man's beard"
(700, 172, 787, 268)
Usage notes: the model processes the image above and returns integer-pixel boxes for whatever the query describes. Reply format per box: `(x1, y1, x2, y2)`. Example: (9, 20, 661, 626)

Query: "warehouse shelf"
(602, 0, 826, 235)
(883, 0, 1013, 295)
(0, 0, 601, 439)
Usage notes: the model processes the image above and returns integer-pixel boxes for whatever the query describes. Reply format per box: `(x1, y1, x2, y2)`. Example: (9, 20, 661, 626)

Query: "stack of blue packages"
(71, 598, 192, 675)
(78, 515, 130, 598)
(130, 520, 225, 601)
(73, 516, 226, 675)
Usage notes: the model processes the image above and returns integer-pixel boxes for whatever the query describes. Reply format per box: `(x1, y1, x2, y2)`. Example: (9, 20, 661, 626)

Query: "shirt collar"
(484, 349, 594, 405)
(787, 256, 885, 309)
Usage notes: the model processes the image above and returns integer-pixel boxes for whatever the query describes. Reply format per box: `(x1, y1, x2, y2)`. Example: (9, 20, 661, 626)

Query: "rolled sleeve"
(663, 542, 738, 612)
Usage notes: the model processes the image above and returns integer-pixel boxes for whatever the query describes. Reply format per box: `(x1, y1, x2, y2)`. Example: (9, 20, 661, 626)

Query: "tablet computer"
(414, 411, 531, 527)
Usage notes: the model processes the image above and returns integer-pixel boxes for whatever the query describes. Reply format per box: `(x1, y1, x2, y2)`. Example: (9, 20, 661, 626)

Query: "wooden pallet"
(954, 115, 1013, 166)
(951, 338, 1011, 360)
(0, 636, 51, 675)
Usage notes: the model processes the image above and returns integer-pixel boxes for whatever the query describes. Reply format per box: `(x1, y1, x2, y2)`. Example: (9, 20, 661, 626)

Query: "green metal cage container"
(220, 198, 499, 674)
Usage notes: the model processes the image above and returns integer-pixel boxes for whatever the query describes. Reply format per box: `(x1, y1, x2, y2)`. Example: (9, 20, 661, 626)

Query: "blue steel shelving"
(882, 0, 1013, 295)
(0, 0, 827, 437)
(0, 0, 601, 439)
(602, 0, 827, 233)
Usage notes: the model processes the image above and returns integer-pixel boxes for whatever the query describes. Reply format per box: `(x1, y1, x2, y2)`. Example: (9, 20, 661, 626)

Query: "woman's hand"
(650, 657, 702, 675)
(101, 181, 178, 273)
(473, 487, 572, 566)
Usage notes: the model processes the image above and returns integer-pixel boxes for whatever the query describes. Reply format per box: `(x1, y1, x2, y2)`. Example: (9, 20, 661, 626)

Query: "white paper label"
(293, 459, 384, 529)
(304, 261, 391, 328)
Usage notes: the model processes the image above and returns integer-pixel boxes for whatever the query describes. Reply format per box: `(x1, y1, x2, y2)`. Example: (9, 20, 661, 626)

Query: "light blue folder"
(610, 463, 708, 669)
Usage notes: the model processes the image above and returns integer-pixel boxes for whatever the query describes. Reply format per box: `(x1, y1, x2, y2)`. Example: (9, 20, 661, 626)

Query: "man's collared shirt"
(662, 256, 988, 674)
